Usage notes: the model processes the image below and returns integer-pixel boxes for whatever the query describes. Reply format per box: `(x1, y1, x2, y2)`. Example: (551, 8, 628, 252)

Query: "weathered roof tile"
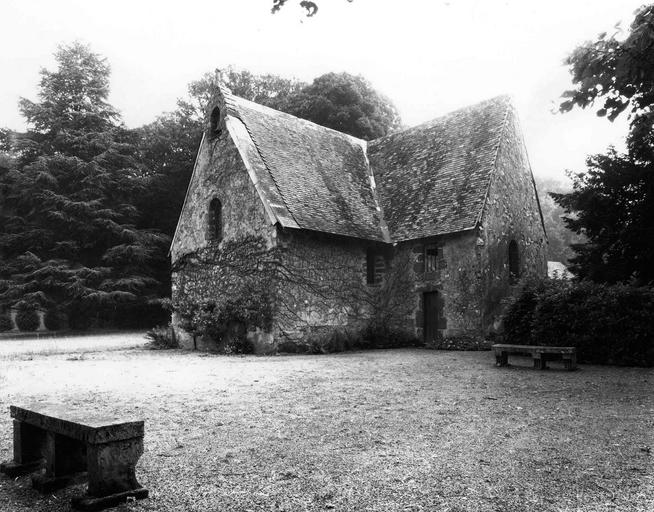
(225, 92, 511, 243)
(228, 95, 385, 241)
(368, 96, 510, 241)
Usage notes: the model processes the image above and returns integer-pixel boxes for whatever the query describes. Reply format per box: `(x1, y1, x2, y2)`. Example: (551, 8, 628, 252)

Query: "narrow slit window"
(210, 107, 221, 137)
(425, 244, 438, 273)
(366, 248, 376, 284)
(508, 240, 519, 282)
(208, 198, 222, 242)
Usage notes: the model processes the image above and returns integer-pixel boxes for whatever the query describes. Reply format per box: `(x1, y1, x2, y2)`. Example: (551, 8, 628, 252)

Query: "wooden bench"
(0, 404, 148, 511)
(493, 344, 577, 370)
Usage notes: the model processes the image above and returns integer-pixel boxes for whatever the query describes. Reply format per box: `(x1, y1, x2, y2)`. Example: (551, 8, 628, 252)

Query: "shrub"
(145, 325, 179, 349)
(44, 309, 65, 331)
(15, 309, 40, 331)
(0, 313, 12, 332)
(224, 334, 254, 355)
(501, 278, 545, 344)
(431, 335, 492, 351)
(174, 285, 273, 355)
(502, 279, 654, 366)
(291, 324, 420, 355)
(303, 328, 359, 354)
(360, 323, 421, 349)
(68, 304, 97, 330)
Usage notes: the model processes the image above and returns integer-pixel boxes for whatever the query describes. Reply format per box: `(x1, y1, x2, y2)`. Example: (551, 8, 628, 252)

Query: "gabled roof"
(225, 93, 387, 241)
(222, 91, 513, 243)
(368, 96, 511, 242)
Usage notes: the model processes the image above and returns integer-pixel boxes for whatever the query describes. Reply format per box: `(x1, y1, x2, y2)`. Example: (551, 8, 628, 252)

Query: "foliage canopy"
(554, 5, 654, 284)
(0, 42, 168, 323)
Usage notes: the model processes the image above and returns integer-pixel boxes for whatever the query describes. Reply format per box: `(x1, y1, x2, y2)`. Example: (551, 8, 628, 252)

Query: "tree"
(551, 150, 654, 283)
(534, 177, 585, 265)
(137, 68, 400, 243)
(283, 72, 402, 140)
(271, 0, 353, 17)
(560, 5, 654, 156)
(554, 5, 654, 284)
(136, 67, 307, 240)
(0, 42, 168, 327)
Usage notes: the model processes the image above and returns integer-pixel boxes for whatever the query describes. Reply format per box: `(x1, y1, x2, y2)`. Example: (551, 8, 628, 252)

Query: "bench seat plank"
(10, 405, 143, 445)
(493, 344, 576, 354)
(492, 344, 577, 370)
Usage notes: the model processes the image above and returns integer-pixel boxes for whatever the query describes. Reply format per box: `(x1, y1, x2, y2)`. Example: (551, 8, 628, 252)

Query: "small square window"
(425, 245, 438, 273)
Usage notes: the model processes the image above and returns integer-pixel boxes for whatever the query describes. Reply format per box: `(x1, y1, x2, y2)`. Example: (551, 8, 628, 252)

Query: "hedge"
(15, 309, 40, 332)
(0, 313, 12, 332)
(44, 309, 65, 331)
(502, 279, 654, 366)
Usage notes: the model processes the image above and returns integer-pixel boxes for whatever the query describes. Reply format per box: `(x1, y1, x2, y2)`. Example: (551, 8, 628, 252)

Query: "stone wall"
(399, 108, 547, 342)
(273, 229, 374, 343)
(170, 130, 277, 351)
(170, 103, 547, 351)
(477, 106, 548, 333)
(401, 231, 484, 341)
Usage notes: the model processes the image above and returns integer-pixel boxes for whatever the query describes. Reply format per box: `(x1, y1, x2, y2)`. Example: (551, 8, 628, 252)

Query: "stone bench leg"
(563, 354, 577, 370)
(495, 351, 508, 366)
(72, 436, 148, 511)
(0, 420, 47, 477)
(533, 353, 548, 370)
(32, 432, 88, 492)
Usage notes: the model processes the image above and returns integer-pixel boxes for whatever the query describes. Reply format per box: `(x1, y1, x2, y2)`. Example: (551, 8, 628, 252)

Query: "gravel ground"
(0, 332, 148, 358)
(0, 348, 652, 511)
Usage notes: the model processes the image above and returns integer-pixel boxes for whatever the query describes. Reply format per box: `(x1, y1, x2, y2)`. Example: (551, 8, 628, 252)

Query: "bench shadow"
(0, 472, 86, 510)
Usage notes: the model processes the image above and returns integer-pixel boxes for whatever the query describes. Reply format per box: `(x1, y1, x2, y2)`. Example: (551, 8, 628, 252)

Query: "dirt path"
(0, 348, 652, 511)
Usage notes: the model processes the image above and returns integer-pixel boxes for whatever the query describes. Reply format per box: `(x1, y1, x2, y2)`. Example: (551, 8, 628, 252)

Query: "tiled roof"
(226, 94, 387, 241)
(225, 91, 511, 243)
(368, 96, 511, 242)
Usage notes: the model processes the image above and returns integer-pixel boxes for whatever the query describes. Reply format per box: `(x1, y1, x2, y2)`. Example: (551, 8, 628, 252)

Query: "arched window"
(208, 198, 222, 242)
(508, 240, 519, 283)
(210, 107, 222, 137)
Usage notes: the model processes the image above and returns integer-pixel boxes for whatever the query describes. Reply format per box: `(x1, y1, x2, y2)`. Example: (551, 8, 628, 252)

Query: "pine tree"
(0, 42, 168, 327)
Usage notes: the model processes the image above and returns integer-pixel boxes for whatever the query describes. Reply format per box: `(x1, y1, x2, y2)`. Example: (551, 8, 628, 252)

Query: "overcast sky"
(0, 0, 646, 181)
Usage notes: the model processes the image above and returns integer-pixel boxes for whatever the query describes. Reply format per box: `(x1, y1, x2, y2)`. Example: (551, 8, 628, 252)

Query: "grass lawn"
(0, 347, 652, 511)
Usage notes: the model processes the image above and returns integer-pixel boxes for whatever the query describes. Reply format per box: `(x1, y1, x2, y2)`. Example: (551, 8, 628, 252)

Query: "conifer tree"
(0, 42, 168, 327)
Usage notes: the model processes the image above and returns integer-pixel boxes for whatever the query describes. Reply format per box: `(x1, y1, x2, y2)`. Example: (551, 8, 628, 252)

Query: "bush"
(0, 313, 12, 332)
(145, 325, 179, 349)
(303, 328, 359, 354)
(288, 324, 420, 355)
(68, 304, 96, 330)
(361, 324, 422, 349)
(224, 334, 254, 355)
(174, 289, 272, 354)
(15, 309, 40, 331)
(502, 278, 545, 344)
(44, 309, 65, 331)
(430, 335, 492, 351)
(502, 279, 654, 366)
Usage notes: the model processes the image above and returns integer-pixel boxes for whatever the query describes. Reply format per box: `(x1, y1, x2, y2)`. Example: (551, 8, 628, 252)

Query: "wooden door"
(424, 291, 442, 344)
